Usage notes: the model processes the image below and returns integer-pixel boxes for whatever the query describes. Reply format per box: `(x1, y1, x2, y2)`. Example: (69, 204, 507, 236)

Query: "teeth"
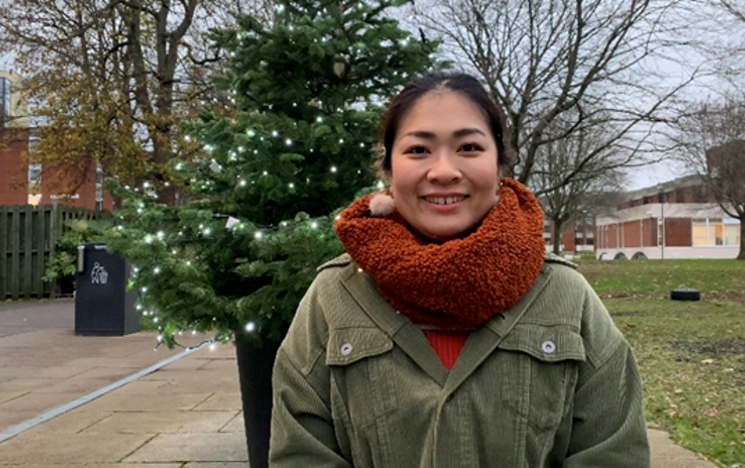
(426, 196, 465, 205)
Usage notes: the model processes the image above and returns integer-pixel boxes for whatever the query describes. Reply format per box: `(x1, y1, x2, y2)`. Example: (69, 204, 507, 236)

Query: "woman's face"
(390, 91, 500, 242)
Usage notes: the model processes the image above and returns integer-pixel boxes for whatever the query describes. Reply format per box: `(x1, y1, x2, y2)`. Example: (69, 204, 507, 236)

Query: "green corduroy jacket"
(270, 254, 650, 467)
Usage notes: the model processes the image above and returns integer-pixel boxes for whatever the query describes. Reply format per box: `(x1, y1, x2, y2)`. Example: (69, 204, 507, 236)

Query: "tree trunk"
(738, 218, 745, 260)
(552, 220, 563, 255)
(234, 333, 281, 468)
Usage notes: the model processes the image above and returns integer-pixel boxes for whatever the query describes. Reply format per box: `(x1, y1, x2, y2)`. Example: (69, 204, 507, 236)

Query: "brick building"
(544, 216, 595, 254)
(0, 128, 113, 211)
(594, 175, 741, 260)
(0, 128, 30, 205)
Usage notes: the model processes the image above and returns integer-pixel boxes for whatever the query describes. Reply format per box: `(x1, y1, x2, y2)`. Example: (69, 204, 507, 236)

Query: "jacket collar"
(340, 261, 553, 387)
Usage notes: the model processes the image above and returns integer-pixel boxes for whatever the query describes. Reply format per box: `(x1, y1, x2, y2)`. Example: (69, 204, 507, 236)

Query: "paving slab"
(221, 414, 247, 433)
(123, 432, 248, 464)
(194, 392, 243, 411)
(649, 428, 717, 468)
(0, 432, 156, 464)
(185, 464, 249, 468)
(83, 410, 239, 434)
(0, 465, 181, 468)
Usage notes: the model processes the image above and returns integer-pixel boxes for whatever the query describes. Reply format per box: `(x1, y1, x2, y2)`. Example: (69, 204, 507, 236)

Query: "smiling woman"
(388, 91, 500, 242)
(269, 72, 651, 467)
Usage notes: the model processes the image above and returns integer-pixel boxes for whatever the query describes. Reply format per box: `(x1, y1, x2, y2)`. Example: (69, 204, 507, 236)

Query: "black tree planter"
(234, 332, 282, 468)
(671, 288, 701, 301)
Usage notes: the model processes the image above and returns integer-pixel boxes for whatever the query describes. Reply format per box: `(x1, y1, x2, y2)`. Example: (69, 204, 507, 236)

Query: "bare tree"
(675, 99, 745, 259)
(411, 0, 696, 195)
(0, 0, 269, 204)
(535, 114, 626, 254)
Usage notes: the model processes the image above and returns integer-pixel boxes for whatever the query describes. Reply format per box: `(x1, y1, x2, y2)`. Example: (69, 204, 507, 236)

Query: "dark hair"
(377, 72, 515, 178)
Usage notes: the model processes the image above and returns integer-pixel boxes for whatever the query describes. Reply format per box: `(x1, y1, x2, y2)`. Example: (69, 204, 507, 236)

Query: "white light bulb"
(272, 130, 278, 137)
(154, 267, 160, 274)
(255, 231, 263, 239)
(239, 179, 247, 186)
(311, 222, 318, 229)
(246, 322, 256, 332)
(330, 166, 337, 173)
(157, 230, 165, 239)
(144, 234, 153, 244)
(289, 183, 294, 188)
(204, 228, 211, 235)
(285, 138, 292, 146)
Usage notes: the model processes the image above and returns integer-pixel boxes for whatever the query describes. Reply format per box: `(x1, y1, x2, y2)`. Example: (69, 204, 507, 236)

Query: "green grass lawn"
(577, 259, 745, 467)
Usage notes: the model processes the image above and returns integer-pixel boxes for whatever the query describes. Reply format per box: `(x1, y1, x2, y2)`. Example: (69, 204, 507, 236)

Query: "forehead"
(397, 91, 490, 135)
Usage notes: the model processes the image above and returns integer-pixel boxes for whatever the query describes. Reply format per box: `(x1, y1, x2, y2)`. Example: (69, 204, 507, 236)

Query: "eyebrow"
(403, 128, 487, 139)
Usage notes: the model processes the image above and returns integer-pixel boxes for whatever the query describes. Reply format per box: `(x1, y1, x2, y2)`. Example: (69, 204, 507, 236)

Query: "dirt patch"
(670, 337, 745, 357)
(725, 292, 745, 306)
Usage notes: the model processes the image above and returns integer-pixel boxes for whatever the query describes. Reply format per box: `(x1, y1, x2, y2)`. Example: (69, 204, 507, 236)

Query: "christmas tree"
(106, 0, 440, 465)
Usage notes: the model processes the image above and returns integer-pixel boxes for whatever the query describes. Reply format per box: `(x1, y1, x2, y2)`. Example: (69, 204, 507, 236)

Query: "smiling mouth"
(424, 196, 467, 205)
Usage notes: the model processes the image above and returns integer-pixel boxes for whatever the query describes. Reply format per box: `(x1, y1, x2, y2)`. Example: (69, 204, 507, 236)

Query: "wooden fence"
(0, 204, 105, 300)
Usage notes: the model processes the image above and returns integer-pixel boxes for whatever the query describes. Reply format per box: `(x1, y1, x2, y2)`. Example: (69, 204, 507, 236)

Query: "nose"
(427, 152, 462, 184)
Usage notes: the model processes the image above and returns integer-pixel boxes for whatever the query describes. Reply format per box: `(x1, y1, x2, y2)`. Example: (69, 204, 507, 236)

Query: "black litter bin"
(75, 243, 140, 336)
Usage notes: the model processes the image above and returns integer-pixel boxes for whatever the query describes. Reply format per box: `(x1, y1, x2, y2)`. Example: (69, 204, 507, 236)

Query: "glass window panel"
(724, 225, 740, 246)
(692, 225, 712, 246)
(715, 224, 724, 245)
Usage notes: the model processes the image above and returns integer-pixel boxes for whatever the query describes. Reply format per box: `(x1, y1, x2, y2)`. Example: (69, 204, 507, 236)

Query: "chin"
(420, 228, 467, 243)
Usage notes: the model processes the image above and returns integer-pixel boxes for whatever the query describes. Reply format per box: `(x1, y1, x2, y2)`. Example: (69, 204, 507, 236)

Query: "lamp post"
(659, 189, 665, 260)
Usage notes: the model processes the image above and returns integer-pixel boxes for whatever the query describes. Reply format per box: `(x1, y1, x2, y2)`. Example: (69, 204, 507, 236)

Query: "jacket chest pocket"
(495, 324, 585, 431)
(326, 327, 399, 429)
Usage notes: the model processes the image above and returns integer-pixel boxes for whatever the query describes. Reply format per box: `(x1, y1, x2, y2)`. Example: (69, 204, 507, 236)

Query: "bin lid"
(80, 243, 108, 251)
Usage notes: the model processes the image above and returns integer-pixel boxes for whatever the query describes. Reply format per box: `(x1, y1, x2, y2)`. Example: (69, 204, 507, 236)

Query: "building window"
(0, 78, 10, 127)
(692, 218, 741, 246)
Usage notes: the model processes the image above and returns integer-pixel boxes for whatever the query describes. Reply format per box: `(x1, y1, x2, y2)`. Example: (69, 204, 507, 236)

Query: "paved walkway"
(0, 300, 717, 467)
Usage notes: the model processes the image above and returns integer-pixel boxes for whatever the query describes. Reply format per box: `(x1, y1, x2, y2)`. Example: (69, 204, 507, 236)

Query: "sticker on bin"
(91, 262, 109, 285)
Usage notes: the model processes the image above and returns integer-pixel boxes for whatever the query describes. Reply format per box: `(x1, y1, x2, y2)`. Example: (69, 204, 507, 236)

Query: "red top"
(423, 330, 470, 370)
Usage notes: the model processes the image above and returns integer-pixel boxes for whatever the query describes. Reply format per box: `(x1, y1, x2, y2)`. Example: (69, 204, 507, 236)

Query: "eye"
(460, 143, 483, 153)
(405, 145, 429, 155)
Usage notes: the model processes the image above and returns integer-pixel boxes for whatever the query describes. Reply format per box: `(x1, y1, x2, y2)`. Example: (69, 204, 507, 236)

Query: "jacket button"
(542, 340, 556, 354)
(340, 343, 353, 356)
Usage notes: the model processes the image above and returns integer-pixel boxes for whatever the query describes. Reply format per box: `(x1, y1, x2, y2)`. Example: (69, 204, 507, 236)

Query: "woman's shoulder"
(541, 253, 592, 291)
(317, 253, 355, 272)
